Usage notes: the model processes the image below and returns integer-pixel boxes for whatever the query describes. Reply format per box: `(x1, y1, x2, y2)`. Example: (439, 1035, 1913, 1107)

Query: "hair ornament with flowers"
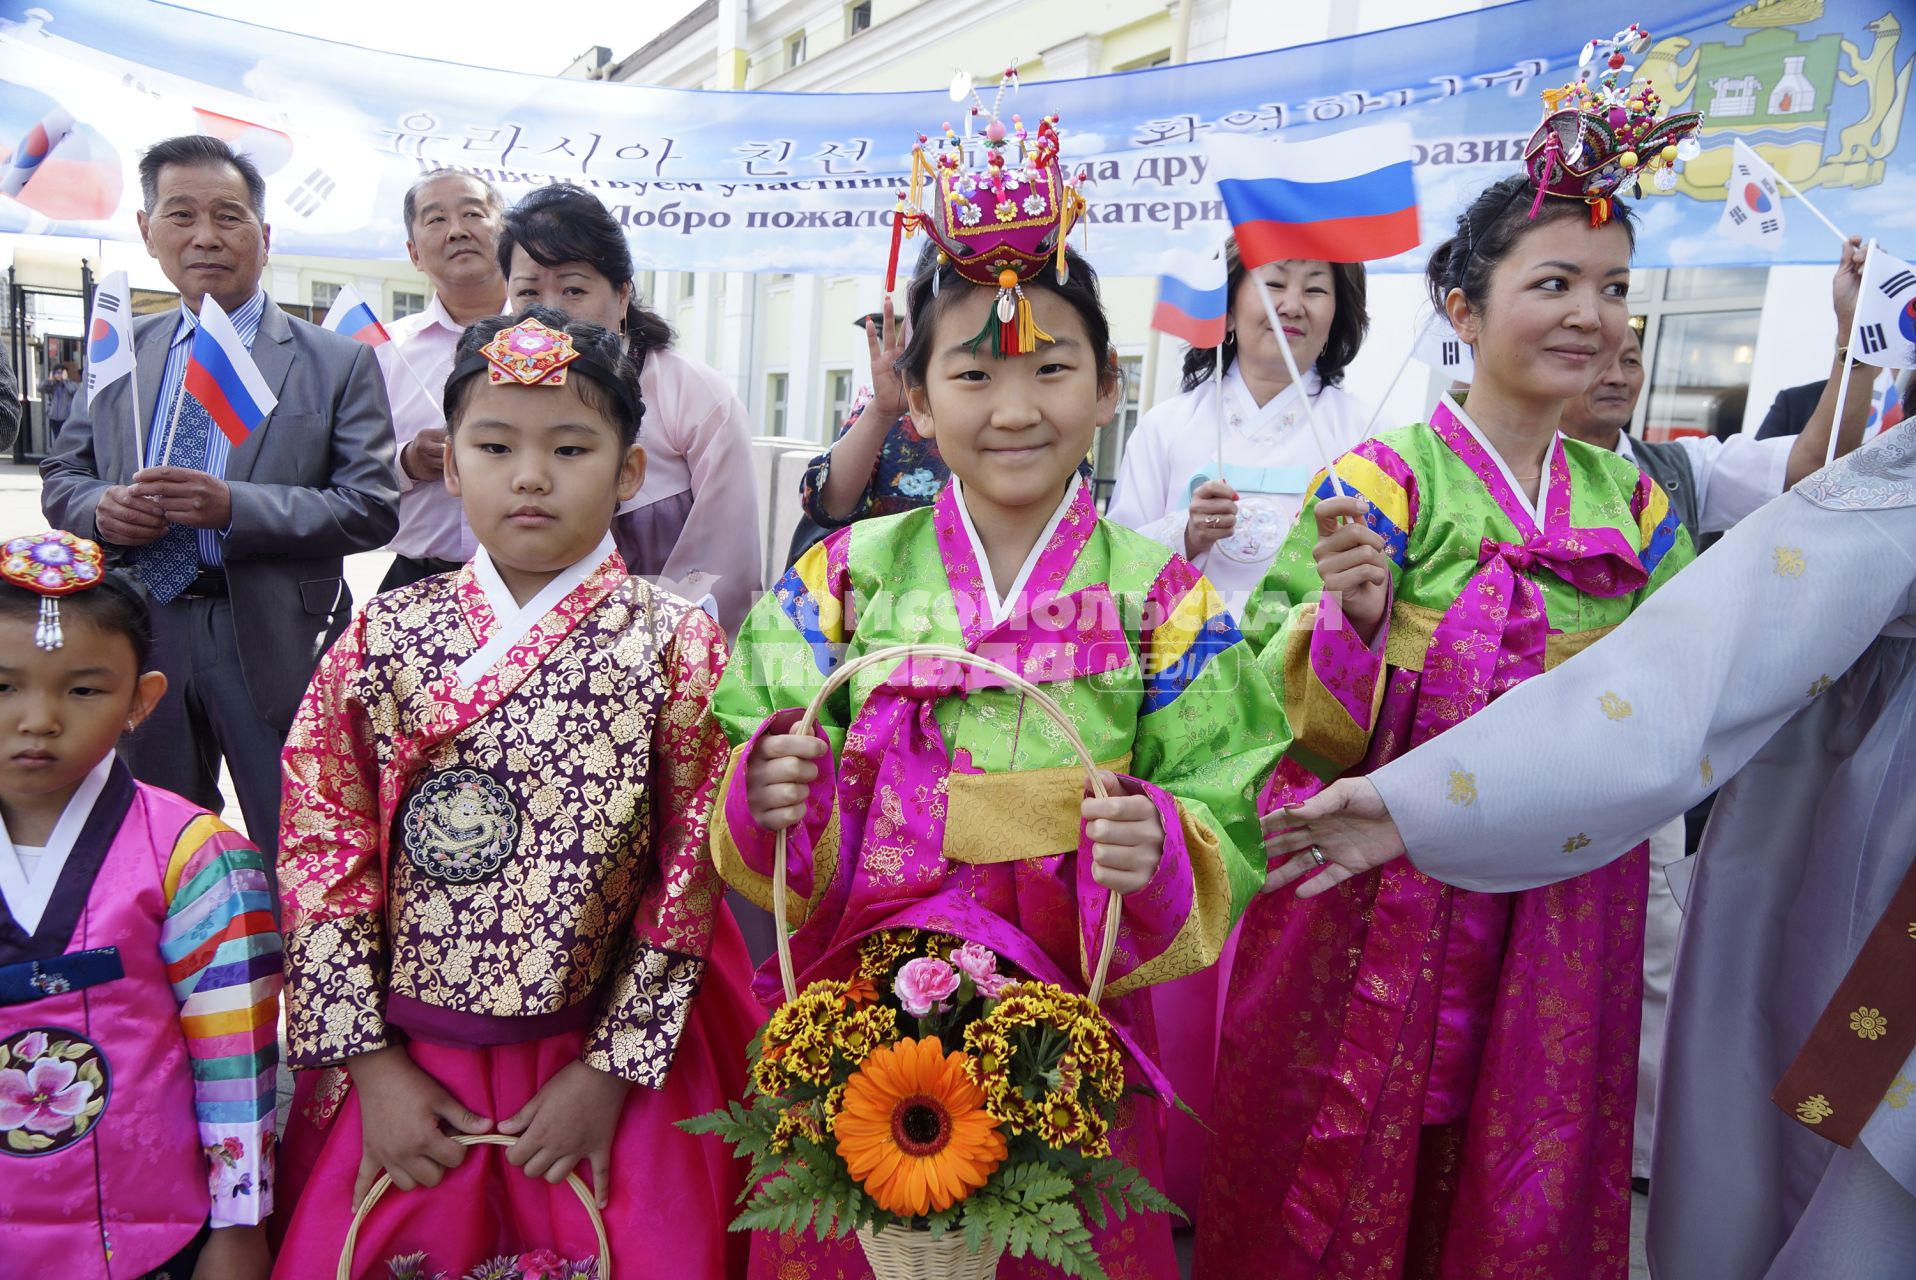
(883, 67, 1089, 358)
(2, 530, 103, 651)
(1523, 23, 1702, 227)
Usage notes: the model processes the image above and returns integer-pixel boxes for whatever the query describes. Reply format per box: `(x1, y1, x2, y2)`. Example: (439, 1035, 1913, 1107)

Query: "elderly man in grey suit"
(42, 134, 398, 862)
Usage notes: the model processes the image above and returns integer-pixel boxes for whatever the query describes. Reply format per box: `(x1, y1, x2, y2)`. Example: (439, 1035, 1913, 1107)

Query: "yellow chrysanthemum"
(831, 1003, 899, 1064)
(855, 931, 918, 979)
(835, 1036, 1006, 1217)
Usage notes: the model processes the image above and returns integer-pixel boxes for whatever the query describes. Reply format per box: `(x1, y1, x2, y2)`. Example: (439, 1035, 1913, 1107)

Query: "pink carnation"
(517, 1250, 566, 1280)
(975, 970, 1013, 999)
(893, 957, 961, 1017)
(948, 942, 999, 987)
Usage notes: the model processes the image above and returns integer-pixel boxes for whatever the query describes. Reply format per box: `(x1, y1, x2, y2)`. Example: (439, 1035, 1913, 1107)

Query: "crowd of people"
(2, 53, 1910, 1280)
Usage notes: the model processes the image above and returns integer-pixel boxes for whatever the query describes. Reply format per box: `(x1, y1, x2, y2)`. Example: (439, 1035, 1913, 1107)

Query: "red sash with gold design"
(1772, 849, 1916, 1146)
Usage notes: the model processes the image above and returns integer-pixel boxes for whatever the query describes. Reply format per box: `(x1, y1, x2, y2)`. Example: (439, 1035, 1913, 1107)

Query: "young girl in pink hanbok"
(0, 531, 279, 1280)
(270, 309, 760, 1280)
(710, 94, 1288, 1277)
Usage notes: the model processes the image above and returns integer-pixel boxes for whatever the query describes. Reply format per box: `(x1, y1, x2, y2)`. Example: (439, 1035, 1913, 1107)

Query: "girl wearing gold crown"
(708, 101, 1287, 1277)
(1197, 28, 1705, 1280)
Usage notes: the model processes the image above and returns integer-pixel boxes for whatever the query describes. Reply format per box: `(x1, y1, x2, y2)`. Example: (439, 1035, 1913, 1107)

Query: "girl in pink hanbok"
(711, 94, 1287, 1277)
(0, 531, 279, 1280)
(1198, 29, 1705, 1280)
(271, 310, 760, 1280)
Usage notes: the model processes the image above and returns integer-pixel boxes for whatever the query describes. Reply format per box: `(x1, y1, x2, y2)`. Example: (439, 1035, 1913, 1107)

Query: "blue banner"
(0, 0, 1909, 274)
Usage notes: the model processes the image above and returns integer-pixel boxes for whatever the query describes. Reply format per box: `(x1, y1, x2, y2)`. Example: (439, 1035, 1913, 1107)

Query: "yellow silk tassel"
(1017, 293, 1053, 353)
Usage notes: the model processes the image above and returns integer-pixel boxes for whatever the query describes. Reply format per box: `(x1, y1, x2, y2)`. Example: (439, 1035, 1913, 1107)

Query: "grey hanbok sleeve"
(1370, 429, 1916, 894)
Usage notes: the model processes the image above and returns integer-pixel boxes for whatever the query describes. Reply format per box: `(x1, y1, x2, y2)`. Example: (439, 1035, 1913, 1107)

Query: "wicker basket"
(856, 1223, 1006, 1279)
(335, 1133, 612, 1280)
(772, 643, 1127, 1280)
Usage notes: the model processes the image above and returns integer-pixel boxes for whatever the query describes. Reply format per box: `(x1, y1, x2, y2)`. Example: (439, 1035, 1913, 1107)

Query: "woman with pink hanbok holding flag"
(1198, 26, 1705, 1279)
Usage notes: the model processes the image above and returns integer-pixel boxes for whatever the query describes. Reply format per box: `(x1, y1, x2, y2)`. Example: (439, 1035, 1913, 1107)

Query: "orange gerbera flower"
(835, 1036, 1006, 1216)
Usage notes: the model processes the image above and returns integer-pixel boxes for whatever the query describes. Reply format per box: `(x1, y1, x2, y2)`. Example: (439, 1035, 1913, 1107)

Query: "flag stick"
(1827, 236, 1876, 466)
(1752, 149, 1848, 245)
(1214, 342, 1227, 481)
(156, 381, 185, 470)
(1358, 335, 1418, 442)
(1253, 278, 1348, 497)
(386, 339, 441, 416)
(129, 335, 146, 473)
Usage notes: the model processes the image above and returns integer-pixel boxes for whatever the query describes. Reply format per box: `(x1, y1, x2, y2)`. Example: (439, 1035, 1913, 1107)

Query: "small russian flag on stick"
(181, 295, 276, 448)
(1205, 123, 1423, 498)
(1150, 249, 1229, 349)
(320, 283, 391, 348)
(321, 283, 440, 414)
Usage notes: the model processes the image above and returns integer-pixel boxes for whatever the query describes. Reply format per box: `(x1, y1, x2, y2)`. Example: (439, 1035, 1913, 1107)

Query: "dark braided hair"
(1425, 174, 1637, 316)
(444, 306, 644, 447)
(0, 569, 156, 669)
(1179, 238, 1369, 393)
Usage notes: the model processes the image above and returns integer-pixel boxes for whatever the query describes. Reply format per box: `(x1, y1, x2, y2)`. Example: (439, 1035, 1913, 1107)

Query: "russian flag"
(319, 283, 390, 348)
(1151, 249, 1229, 348)
(1204, 123, 1421, 268)
(183, 296, 277, 447)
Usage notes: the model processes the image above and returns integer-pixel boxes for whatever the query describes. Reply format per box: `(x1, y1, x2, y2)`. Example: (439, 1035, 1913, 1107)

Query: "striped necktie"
(134, 392, 215, 605)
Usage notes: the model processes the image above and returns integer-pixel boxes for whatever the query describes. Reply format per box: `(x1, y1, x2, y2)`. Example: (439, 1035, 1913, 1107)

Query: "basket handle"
(771, 642, 1126, 1007)
(335, 1133, 612, 1280)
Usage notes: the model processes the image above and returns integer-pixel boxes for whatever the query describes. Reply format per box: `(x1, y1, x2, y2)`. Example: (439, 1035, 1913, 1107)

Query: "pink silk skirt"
(273, 915, 761, 1280)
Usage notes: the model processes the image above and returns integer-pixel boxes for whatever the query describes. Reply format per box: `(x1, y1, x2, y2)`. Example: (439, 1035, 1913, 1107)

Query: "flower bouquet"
(688, 644, 1180, 1278)
(683, 930, 1179, 1280)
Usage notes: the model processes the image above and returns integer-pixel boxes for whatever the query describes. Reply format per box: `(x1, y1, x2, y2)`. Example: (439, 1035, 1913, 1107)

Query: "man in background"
(378, 168, 506, 589)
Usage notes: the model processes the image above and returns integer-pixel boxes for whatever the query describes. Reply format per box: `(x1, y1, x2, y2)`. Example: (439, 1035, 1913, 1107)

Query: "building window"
(786, 33, 807, 70)
(1634, 266, 1767, 442)
(1091, 355, 1145, 510)
(391, 291, 426, 320)
(310, 281, 342, 313)
(847, 1, 872, 35)
(826, 369, 854, 436)
(682, 271, 697, 299)
(767, 372, 790, 436)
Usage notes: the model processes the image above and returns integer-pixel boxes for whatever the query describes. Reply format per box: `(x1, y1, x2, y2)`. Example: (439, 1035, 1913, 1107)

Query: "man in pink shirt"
(378, 170, 507, 590)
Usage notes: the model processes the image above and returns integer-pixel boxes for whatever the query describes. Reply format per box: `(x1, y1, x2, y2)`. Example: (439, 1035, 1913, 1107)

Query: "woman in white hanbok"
(1261, 417, 1916, 1280)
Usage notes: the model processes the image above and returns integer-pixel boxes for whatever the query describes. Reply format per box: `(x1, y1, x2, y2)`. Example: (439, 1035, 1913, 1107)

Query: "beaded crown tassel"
(1523, 23, 1703, 226)
(1, 530, 104, 651)
(885, 67, 1089, 357)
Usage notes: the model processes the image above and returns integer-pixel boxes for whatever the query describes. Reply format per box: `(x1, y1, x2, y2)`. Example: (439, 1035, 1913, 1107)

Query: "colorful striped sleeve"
(1248, 438, 1419, 784)
(160, 814, 282, 1227)
(1629, 470, 1695, 596)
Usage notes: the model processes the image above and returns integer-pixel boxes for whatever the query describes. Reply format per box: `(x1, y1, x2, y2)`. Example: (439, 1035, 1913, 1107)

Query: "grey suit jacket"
(41, 298, 400, 733)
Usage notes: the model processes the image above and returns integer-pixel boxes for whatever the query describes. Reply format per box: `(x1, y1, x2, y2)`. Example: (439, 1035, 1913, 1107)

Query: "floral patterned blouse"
(798, 389, 950, 529)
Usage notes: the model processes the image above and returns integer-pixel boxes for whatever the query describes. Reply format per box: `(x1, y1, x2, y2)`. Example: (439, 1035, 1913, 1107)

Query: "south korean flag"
(1411, 311, 1474, 384)
(1850, 241, 1916, 370)
(1718, 138, 1785, 251)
